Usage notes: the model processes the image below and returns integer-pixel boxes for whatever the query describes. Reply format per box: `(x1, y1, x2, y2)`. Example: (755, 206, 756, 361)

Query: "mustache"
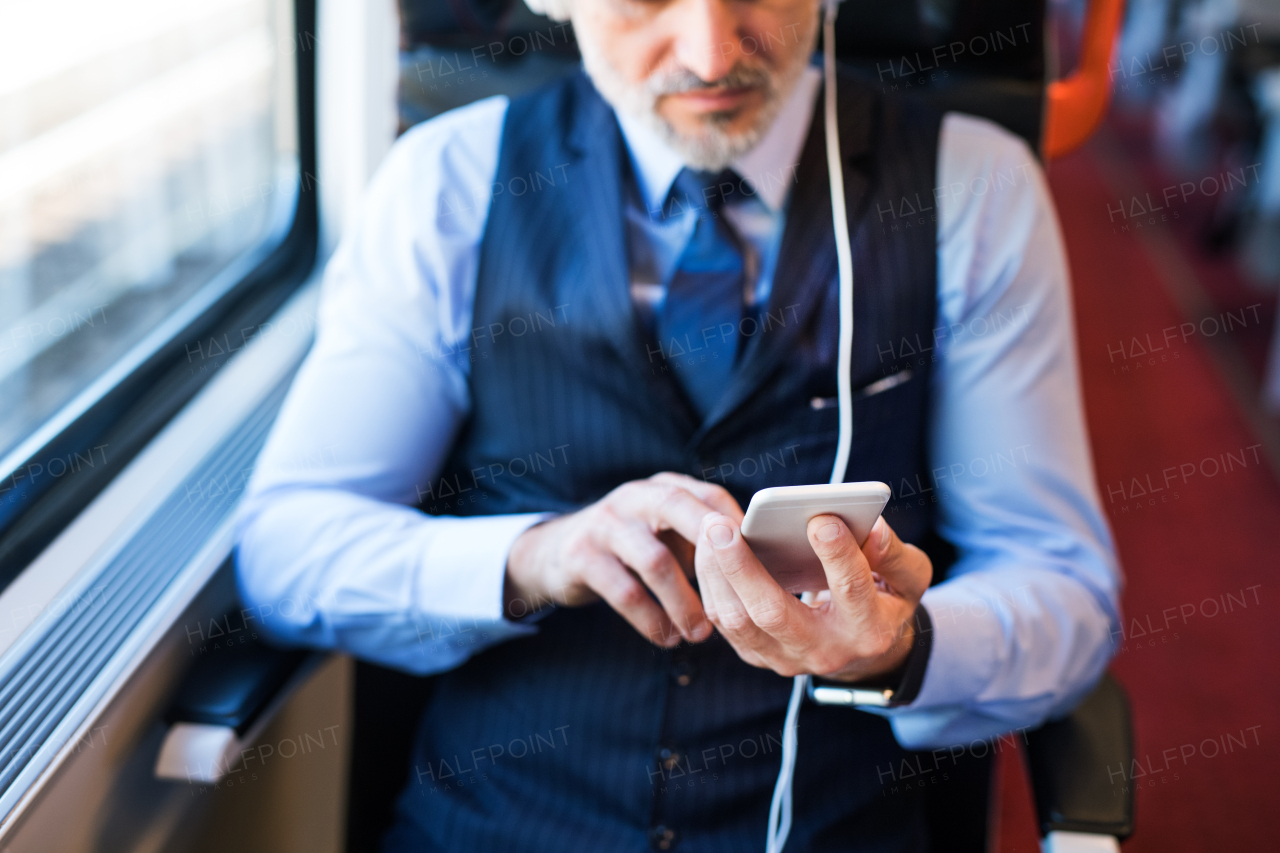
(645, 62, 773, 98)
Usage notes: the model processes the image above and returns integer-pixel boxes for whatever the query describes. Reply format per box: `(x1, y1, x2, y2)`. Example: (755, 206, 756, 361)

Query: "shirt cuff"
(416, 512, 554, 624)
(907, 585, 1004, 709)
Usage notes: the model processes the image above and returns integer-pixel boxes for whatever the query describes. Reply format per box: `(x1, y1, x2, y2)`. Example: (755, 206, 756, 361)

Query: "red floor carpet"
(990, 131, 1280, 851)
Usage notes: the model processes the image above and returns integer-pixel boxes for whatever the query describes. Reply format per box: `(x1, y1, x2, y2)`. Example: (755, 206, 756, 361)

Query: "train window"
(0, 0, 298, 462)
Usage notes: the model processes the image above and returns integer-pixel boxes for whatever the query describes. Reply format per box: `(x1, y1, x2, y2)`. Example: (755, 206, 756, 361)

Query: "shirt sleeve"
(234, 94, 551, 676)
(877, 113, 1123, 748)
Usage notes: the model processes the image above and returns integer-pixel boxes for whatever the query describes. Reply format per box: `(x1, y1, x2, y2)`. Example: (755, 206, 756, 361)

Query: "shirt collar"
(614, 65, 820, 216)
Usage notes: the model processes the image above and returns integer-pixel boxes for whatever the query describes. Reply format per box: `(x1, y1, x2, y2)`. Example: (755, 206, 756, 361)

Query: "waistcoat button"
(649, 824, 678, 850)
(671, 657, 697, 686)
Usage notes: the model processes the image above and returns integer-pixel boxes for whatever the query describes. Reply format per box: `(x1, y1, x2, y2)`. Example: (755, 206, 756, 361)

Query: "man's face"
(573, 0, 821, 171)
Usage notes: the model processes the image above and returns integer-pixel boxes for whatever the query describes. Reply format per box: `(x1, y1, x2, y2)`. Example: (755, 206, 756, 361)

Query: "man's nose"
(670, 0, 743, 82)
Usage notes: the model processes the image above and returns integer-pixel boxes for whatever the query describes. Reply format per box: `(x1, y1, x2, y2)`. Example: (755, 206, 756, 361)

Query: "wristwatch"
(806, 603, 933, 707)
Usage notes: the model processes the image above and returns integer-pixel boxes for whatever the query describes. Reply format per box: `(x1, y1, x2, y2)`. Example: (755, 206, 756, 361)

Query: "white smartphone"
(739, 481, 892, 593)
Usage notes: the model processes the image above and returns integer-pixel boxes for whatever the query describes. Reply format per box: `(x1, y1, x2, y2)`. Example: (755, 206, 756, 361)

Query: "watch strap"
(807, 602, 933, 707)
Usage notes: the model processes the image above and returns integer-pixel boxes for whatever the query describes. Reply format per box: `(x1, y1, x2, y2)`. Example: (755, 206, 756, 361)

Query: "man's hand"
(695, 513, 932, 681)
(505, 472, 744, 647)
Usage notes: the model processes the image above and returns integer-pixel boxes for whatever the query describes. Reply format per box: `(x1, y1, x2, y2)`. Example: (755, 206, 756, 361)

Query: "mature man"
(236, 0, 1121, 849)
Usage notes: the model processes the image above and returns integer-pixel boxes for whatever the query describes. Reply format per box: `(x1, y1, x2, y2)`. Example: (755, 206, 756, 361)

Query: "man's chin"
(658, 127, 762, 173)
(660, 105, 757, 141)
(650, 100, 768, 171)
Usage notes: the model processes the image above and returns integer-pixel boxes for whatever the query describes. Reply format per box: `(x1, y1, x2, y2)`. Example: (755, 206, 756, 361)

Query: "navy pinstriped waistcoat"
(391, 69, 944, 852)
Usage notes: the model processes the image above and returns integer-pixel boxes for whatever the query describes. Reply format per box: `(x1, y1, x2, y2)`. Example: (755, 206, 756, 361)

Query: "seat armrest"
(164, 636, 312, 733)
(1024, 672, 1134, 840)
(154, 627, 320, 783)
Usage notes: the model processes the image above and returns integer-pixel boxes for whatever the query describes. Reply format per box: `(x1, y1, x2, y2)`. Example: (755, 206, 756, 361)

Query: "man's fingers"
(584, 550, 681, 647)
(694, 524, 783, 660)
(693, 525, 746, 629)
(863, 517, 932, 599)
(701, 514, 811, 646)
(648, 472, 745, 523)
(616, 482, 721, 544)
(807, 515, 879, 612)
(656, 529, 696, 576)
(605, 520, 711, 642)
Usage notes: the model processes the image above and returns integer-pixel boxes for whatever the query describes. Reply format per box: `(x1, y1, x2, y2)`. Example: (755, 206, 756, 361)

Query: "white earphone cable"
(822, 2, 856, 492)
(765, 2, 853, 851)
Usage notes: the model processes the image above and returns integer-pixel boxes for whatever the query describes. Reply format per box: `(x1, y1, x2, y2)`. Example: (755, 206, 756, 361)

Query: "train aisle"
(990, 126, 1280, 852)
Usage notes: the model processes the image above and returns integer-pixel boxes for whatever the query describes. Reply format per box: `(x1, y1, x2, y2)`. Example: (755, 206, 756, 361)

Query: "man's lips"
(665, 85, 758, 112)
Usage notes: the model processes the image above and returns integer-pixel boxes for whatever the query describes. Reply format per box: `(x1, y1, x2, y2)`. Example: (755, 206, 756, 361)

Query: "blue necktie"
(656, 168, 748, 420)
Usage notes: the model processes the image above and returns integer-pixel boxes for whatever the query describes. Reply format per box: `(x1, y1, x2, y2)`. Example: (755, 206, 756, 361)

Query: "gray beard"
(577, 29, 815, 172)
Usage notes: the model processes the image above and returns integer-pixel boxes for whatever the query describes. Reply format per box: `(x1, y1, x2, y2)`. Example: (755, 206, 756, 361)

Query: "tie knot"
(663, 168, 751, 219)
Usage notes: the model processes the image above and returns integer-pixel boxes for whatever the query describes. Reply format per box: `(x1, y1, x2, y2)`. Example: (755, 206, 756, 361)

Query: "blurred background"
(1001, 1, 1280, 847)
(0, 0, 298, 463)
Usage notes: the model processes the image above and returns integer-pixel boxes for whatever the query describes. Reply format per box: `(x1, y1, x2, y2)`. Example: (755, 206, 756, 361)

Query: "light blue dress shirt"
(235, 67, 1122, 749)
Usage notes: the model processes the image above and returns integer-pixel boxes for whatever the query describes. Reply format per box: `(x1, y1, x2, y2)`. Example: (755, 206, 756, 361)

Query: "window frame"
(0, 0, 320, 589)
